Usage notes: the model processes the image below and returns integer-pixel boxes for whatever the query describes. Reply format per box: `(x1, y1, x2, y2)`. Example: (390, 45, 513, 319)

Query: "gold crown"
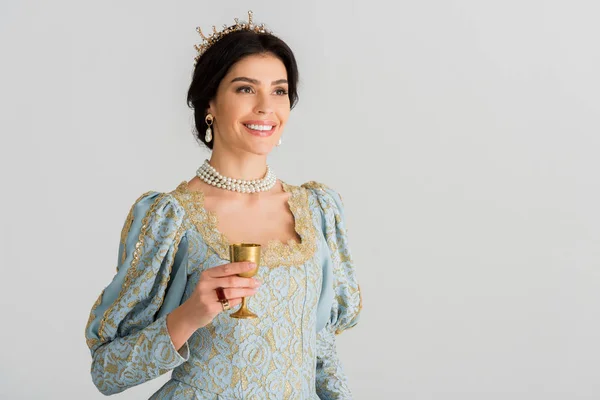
(194, 10, 271, 65)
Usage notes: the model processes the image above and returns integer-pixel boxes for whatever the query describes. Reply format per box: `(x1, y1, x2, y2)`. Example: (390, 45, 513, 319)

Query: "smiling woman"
(84, 10, 362, 400)
(187, 26, 299, 152)
(202, 54, 291, 150)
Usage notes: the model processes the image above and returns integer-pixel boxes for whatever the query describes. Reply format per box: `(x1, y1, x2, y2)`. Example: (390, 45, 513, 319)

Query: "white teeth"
(245, 124, 274, 131)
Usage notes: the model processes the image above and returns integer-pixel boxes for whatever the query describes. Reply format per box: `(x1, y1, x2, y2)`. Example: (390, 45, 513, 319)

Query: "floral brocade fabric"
(84, 180, 362, 399)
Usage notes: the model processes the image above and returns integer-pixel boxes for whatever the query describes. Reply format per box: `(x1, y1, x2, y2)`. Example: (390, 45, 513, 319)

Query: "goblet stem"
(230, 296, 258, 319)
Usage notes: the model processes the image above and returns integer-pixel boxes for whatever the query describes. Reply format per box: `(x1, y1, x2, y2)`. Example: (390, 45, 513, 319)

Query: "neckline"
(172, 179, 317, 268)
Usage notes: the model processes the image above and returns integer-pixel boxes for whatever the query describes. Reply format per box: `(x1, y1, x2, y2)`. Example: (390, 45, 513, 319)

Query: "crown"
(193, 10, 271, 65)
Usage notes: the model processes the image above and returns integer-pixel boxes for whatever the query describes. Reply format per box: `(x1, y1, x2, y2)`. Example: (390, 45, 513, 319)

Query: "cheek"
(276, 103, 291, 123)
(216, 95, 251, 123)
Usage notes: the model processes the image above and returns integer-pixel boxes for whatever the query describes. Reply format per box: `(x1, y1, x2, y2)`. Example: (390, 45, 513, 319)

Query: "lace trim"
(300, 181, 343, 205)
(171, 180, 317, 268)
(85, 292, 104, 350)
(97, 193, 167, 341)
(119, 191, 154, 265)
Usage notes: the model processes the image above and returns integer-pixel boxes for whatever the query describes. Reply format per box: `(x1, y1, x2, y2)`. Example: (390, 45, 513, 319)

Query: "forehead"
(225, 53, 288, 81)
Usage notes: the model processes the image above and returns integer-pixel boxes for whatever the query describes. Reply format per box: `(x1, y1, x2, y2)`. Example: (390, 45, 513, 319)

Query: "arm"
(304, 182, 363, 399)
(84, 192, 190, 395)
(316, 321, 354, 399)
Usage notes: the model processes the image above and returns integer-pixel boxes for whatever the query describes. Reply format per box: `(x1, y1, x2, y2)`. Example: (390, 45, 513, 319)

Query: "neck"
(208, 149, 268, 181)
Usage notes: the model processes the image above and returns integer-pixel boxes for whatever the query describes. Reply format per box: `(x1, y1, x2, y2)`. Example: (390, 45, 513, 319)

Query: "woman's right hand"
(183, 261, 261, 329)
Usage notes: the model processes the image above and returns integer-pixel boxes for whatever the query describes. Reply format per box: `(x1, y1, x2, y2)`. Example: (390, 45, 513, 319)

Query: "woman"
(84, 11, 362, 399)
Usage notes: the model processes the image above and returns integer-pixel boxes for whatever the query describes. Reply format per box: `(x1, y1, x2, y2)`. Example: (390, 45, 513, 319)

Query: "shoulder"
(282, 181, 347, 230)
(123, 187, 188, 232)
(298, 180, 345, 211)
(128, 189, 184, 217)
(117, 187, 188, 269)
(298, 180, 341, 199)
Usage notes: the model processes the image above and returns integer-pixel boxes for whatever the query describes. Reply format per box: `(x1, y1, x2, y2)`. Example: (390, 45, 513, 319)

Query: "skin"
(166, 53, 296, 351)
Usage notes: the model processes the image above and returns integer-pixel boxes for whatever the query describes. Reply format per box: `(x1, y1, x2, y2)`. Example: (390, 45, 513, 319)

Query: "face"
(207, 53, 290, 155)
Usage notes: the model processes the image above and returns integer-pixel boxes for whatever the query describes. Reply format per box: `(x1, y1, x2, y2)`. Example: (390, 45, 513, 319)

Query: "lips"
(242, 121, 277, 137)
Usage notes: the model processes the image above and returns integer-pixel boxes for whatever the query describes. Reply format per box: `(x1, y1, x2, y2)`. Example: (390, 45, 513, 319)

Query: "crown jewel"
(194, 10, 271, 65)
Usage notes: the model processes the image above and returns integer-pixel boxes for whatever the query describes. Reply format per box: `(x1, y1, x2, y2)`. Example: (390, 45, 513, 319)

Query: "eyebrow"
(230, 77, 288, 85)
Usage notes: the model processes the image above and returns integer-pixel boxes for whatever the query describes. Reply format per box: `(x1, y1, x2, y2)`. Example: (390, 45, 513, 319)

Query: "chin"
(250, 145, 276, 156)
(244, 138, 278, 155)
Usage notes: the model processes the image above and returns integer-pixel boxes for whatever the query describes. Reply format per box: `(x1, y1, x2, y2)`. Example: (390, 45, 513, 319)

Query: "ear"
(206, 99, 216, 116)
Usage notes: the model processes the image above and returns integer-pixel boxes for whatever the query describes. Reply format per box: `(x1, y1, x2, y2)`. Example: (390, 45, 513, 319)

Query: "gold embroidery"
(153, 225, 185, 309)
(303, 181, 360, 337)
(171, 181, 317, 268)
(120, 191, 154, 265)
(334, 284, 362, 336)
(85, 292, 104, 349)
(301, 180, 344, 206)
(338, 284, 363, 335)
(358, 283, 363, 311)
(98, 194, 167, 341)
(284, 380, 292, 398)
(300, 181, 329, 192)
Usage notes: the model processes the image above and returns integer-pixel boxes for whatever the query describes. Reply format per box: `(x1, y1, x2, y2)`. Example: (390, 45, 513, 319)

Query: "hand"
(183, 261, 261, 329)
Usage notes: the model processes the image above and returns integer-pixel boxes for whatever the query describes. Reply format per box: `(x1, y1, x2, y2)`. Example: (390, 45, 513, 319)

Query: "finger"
(219, 287, 258, 300)
(218, 297, 242, 311)
(205, 262, 256, 278)
(215, 275, 260, 289)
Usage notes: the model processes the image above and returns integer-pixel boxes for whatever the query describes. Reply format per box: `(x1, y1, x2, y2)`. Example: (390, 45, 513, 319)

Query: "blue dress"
(84, 180, 363, 399)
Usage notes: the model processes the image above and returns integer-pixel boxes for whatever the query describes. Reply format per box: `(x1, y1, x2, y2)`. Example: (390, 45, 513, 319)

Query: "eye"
(274, 88, 289, 96)
(236, 86, 254, 94)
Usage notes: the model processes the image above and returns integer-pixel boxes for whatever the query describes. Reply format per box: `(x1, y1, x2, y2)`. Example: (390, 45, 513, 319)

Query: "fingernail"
(253, 278, 262, 285)
(248, 263, 256, 269)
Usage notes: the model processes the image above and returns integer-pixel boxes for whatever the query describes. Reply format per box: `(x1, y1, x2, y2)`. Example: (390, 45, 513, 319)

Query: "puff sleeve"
(302, 182, 363, 400)
(84, 192, 190, 396)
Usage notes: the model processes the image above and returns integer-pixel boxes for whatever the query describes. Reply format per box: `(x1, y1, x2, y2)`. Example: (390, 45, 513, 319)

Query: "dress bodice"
(85, 180, 362, 399)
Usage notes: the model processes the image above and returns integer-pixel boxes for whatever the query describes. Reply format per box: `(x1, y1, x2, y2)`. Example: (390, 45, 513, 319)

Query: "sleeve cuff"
(149, 315, 190, 371)
(177, 341, 190, 360)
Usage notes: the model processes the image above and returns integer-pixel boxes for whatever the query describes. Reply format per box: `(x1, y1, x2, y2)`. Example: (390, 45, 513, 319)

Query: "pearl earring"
(277, 137, 282, 146)
(205, 113, 214, 143)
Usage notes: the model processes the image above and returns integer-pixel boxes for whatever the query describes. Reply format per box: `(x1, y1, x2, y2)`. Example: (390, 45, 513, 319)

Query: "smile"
(243, 123, 276, 137)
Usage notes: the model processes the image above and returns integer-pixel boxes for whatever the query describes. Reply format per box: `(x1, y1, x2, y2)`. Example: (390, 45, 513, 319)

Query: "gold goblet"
(229, 243, 261, 319)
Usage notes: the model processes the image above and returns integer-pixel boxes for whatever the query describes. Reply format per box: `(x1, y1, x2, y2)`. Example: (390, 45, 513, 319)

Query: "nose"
(254, 92, 273, 115)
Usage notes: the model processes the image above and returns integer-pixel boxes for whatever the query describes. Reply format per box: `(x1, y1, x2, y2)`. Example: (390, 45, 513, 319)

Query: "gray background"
(1, 0, 599, 399)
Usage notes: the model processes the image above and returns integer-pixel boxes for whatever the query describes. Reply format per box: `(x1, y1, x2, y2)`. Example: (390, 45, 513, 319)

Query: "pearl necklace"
(196, 159, 277, 193)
